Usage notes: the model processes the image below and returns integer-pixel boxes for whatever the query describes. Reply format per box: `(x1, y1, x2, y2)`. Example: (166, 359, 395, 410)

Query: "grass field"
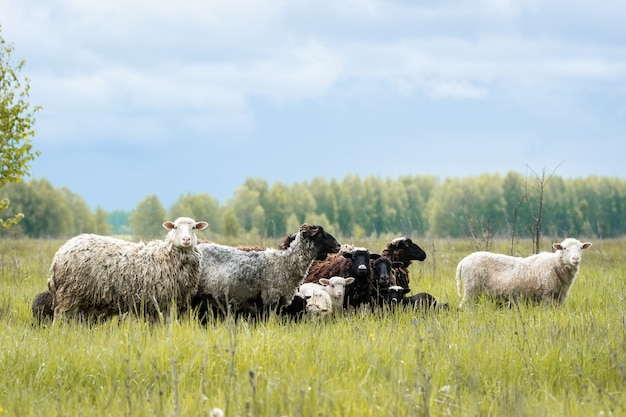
(0, 236, 624, 417)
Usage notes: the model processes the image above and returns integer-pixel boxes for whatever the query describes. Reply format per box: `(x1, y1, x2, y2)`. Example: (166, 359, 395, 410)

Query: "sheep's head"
(383, 237, 427, 263)
(553, 238, 592, 268)
(300, 224, 341, 255)
(305, 289, 332, 316)
(319, 276, 355, 299)
(342, 247, 374, 278)
(370, 256, 403, 287)
(163, 217, 209, 249)
(386, 285, 410, 304)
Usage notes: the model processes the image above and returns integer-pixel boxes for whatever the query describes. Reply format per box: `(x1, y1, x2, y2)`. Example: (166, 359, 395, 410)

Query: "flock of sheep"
(31, 216, 593, 324)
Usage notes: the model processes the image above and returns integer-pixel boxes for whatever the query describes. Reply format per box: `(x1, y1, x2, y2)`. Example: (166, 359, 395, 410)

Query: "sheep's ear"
(341, 252, 354, 259)
(301, 224, 319, 236)
(195, 221, 209, 230)
(344, 277, 355, 285)
(582, 242, 592, 249)
(163, 221, 175, 230)
(392, 261, 404, 268)
(319, 278, 330, 286)
(553, 243, 563, 251)
(403, 288, 411, 294)
(369, 253, 381, 260)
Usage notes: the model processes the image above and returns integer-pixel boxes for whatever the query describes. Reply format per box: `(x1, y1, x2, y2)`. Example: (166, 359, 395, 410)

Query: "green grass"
(0, 237, 624, 416)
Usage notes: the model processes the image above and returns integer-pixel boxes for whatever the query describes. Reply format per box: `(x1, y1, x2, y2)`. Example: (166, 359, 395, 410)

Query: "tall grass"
(0, 237, 624, 416)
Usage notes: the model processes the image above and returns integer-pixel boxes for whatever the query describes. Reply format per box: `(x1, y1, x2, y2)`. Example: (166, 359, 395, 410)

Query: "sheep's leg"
(52, 305, 65, 325)
(458, 284, 472, 308)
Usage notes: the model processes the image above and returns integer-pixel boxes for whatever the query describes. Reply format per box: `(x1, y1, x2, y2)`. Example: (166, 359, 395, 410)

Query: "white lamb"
(48, 217, 209, 323)
(194, 224, 341, 317)
(456, 238, 592, 307)
(298, 285, 333, 317)
(301, 276, 355, 312)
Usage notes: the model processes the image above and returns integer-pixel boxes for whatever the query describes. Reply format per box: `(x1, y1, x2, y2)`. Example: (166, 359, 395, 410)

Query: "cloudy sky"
(2, 0, 625, 212)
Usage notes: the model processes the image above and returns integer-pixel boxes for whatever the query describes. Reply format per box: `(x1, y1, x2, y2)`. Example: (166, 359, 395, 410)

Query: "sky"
(1, 0, 625, 212)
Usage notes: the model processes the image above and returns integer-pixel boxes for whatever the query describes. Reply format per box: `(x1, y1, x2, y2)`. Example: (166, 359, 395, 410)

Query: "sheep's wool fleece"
(197, 232, 323, 313)
(456, 238, 591, 305)
(48, 234, 202, 319)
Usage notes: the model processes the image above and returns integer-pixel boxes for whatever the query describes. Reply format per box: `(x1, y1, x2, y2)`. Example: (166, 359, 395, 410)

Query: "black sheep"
(32, 290, 54, 324)
(381, 237, 427, 291)
(304, 247, 379, 309)
(385, 285, 449, 310)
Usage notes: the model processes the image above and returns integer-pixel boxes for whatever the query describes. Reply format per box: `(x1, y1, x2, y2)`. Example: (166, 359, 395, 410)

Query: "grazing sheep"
(48, 217, 209, 323)
(385, 286, 448, 310)
(301, 276, 355, 312)
(194, 224, 341, 318)
(456, 238, 592, 307)
(381, 237, 427, 290)
(32, 290, 54, 323)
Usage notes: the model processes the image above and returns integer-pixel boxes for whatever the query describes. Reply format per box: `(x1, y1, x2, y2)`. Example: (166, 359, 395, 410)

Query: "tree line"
(1, 171, 625, 241)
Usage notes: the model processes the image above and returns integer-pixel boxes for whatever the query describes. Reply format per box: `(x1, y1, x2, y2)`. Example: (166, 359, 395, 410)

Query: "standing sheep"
(194, 224, 341, 318)
(48, 217, 209, 323)
(456, 238, 592, 307)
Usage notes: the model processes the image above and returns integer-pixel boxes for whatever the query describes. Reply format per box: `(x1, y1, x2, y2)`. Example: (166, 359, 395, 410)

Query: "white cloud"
(427, 81, 489, 100)
(3, 0, 626, 147)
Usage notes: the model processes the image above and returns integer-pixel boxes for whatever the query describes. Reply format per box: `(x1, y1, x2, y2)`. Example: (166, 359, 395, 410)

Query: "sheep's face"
(387, 237, 427, 262)
(305, 291, 331, 316)
(553, 239, 592, 267)
(163, 217, 209, 249)
(300, 224, 341, 255)
(342, 248, 373, 278)
(320, 276, 355, 299)
(370, 257, 395, 286)
(386, 286, 410, 303)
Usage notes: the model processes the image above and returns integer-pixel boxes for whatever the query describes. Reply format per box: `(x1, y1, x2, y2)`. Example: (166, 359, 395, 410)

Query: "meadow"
(0, 236, 624, 417)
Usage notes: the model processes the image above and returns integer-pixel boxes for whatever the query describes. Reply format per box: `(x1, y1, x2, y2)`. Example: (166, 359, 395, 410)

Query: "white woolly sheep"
(48, 217, 209, 323)
(456, 238, 592, 307)
(298, 283, 333, 317)
(300, 276, 354, 313)
(193, 224, 341, 318)
(319, 276, 355, 311)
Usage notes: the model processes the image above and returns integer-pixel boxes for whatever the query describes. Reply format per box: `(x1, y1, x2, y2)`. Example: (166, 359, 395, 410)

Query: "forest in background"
(1, 170, 625, 241)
